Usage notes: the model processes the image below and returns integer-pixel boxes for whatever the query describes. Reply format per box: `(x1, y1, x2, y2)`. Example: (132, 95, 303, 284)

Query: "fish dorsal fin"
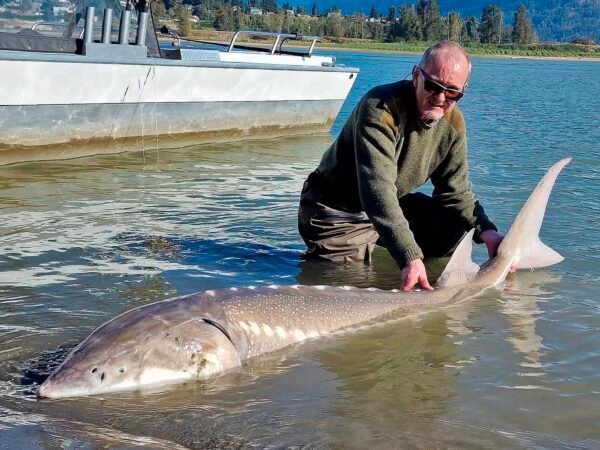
(515, 236, 564, 269)
(434, 229, 480, 288)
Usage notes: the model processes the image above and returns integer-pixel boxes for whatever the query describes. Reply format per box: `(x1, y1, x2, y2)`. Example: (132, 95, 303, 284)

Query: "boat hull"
(0, 52, 357, 164)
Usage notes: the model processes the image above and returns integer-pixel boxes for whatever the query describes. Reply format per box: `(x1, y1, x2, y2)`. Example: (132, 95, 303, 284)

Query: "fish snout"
(37, 377, 62, 399)
(36, 381, 51, 399)
(36, 363, 119, 399)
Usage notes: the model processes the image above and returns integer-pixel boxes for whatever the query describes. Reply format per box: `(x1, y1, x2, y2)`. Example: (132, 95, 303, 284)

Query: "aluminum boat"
(0, 0, 358, 165)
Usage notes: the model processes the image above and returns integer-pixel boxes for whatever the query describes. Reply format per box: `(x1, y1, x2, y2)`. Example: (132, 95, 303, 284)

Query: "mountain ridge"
(289, 0, 600, 43)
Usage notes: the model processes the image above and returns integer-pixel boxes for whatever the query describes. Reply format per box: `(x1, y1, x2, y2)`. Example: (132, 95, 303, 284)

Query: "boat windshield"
(0, 0, 159, 56)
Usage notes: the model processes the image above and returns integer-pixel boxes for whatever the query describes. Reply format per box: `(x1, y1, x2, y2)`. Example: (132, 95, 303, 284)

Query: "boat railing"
(31, 21, 92, 40)
(228, 31, 322, 57)
(159, 25, 181, 48)
(158, 27, 323, 58)
(31, 22, 68, 31)
(31, 21, 80, 38)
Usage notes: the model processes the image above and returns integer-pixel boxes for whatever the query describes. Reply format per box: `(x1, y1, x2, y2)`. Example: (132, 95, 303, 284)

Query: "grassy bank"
(183, 29, 600, 59)
(320, 39, 600, 59)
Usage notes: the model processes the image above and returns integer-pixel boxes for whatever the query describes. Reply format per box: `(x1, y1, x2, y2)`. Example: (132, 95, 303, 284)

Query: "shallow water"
(0, 52, 599, 449)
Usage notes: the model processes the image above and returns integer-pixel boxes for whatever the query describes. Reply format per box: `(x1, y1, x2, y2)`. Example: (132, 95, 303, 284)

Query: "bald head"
(419, 41, 471, 76)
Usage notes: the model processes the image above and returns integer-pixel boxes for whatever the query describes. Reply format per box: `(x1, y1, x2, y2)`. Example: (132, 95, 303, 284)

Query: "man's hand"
(480, 230, 504, 258)
(401, 259, 434, 292)
(480, 230, 516, 273)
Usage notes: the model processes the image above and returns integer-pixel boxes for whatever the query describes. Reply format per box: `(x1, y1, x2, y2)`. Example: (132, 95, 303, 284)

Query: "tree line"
(155, 0, 537, 45)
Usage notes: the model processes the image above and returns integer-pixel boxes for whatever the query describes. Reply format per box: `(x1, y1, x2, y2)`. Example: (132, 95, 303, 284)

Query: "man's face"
(412, 52, 469, 123)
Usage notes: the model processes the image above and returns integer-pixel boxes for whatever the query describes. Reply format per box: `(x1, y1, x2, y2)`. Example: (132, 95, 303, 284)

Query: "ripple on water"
(0, 57, 598, 448)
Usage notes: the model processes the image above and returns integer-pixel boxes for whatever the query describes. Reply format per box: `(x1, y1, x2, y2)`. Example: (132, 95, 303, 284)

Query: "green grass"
(321, 40, 600, 59)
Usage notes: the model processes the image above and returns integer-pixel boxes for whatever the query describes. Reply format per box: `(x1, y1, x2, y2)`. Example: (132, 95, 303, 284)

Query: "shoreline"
(180, 29, 600, 62)
(318, 45, 600, 62)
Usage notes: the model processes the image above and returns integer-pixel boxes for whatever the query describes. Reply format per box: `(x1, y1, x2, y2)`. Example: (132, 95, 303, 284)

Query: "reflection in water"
(312, 313, 460, 448)
(297, 248, 451, 290)
(296, 249, 401, 289)
(501, 271, 562, 372)
(0, 404, 190, 449)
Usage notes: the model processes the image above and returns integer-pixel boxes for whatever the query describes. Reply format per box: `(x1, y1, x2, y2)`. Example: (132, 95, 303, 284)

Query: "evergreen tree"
(512, 4, 536, 44)
(367, 20, 384, 40)
(387, 4, 395, 22)
(155, 1, 168, 18)
(422, 0, 443, 42)
(512, 4, 526, 43)
(395, 4, 421, 42)
(213, 6, 234, 30)
(263, 12, 284, 32)
(447, 11, 461, 42)
(174, 1, 192, 36)
(523, 17, 536, 43)
(282, 11, 291, 32)
(247, 13, 265, 31)
(260, 0, 277, 13)
(461, 16, 479, 44)
(415, 0, 427, 27)
(347, 13, 366, 38)
(233, 6, 243, 30)
(324, 13, 344, 37)
(479, 3, 503, 44)
(193, 3, 211, 19)
(311, 2, 317, 17)
(369, 4, 379, 20)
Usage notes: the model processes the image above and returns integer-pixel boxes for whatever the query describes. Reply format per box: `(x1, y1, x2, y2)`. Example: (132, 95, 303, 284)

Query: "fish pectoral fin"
(515, 237, 564, 269)
(434, 229, 480, 288)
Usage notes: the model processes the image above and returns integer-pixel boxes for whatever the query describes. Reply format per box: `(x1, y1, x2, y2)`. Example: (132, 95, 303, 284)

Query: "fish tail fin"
(498, 158, 571, 269)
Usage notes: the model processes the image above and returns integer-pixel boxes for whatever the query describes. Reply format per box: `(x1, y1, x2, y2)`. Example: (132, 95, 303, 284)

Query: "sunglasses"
(417, 66, 465, 102)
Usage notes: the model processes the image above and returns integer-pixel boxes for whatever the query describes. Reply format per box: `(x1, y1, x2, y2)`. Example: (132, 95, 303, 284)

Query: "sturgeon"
(37, 158, 571, 399)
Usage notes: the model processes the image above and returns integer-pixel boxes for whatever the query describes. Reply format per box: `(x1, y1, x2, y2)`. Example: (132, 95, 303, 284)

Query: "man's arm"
(430, 133, 497, 241)
(351, 93, 434, 291)
(353, 92, 424, 269)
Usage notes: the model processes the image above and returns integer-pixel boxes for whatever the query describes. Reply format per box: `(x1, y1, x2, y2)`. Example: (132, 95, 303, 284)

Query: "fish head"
(36, 341, 141, 399)
(37, 316, 241, 399)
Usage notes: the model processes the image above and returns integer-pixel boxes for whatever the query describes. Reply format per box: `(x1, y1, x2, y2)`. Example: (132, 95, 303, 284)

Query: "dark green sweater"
(312, 80, 496, 268)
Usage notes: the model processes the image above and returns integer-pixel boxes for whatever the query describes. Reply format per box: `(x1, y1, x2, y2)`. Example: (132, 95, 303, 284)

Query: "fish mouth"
(37, 376, 98, 399)
(37, 380, 59, 399)
(37, 380, 104, 399)
(36, 376, 79, 399)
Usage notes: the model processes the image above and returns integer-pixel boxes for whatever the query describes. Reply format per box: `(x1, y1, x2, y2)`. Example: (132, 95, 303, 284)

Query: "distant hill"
(290, 0, 600, 43)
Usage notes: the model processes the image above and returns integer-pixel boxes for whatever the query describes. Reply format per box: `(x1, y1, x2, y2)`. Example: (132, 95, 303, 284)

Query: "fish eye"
(118, 368, 126, 374)
(90, 368, 98, 374)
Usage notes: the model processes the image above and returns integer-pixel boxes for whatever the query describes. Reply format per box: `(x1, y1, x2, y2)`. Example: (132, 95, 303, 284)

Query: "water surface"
(0, 52, 599, 448)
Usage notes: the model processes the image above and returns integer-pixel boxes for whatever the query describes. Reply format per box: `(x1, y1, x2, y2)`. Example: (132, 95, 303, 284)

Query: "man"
(298, 41, 504, 291)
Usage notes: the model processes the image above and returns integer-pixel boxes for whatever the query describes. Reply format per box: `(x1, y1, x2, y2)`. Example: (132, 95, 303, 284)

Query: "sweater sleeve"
(430, 133, 497, 241)
(353, 95, 424, 268)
